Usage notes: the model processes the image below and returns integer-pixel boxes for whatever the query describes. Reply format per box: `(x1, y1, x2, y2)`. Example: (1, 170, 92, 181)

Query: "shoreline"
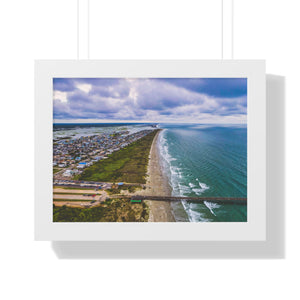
(144, 129, 175, 222)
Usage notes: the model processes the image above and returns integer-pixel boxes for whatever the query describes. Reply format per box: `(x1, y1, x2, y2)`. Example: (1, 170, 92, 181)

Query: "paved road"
(53, 179, 145, 190)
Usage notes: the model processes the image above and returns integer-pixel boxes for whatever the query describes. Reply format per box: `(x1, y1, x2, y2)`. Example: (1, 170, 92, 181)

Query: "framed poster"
(35, 60, 266, 241)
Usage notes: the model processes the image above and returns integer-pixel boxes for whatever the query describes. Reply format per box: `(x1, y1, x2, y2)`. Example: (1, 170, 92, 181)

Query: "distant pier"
(128, 195, 246, 205)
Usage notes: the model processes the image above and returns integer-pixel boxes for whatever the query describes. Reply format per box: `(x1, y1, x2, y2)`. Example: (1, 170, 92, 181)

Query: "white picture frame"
(35, 60, 266, 241)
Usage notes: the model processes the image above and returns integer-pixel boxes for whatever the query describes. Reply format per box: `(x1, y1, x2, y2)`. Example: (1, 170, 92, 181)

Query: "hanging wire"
(221, 0, 234, 59)
(77, 0, 90, 60)
(77, 0, 79, 59)
(87, 0, 90, 59)
(221, 0, 223, 59)
(232, 0, 234, 59)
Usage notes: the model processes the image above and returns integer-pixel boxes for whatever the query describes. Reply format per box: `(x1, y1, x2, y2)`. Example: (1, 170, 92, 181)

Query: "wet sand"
(144, 130, 175, 222)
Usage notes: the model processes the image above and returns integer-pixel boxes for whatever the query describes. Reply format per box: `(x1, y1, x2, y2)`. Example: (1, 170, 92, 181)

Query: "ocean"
(53, 123, 247, 222)
(158, 124, 247, 222)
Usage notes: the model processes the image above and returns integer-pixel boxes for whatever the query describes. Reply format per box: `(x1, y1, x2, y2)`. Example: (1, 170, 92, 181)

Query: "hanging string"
(78, 0, 232, 61)
(87, 0, 90, 59)
(232, 0, 234, 59)
(77, 0, 79, 60)
(221, 0, 223, 59)
(221, 0, 234, 59)
(77, 0, 90, 60)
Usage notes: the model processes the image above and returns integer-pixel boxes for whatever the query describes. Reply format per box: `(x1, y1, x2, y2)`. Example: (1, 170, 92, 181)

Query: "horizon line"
(53, 121, 247, 125)
(53, 120, 247, 125)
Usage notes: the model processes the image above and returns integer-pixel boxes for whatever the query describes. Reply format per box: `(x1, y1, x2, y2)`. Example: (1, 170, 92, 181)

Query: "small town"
(53, 129, 153, 180)
(52, 128, 156, 214)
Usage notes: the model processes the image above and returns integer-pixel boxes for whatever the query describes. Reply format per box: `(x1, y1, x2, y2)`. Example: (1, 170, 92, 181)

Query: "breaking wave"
(158, 130, 212, 222)
(204, 201, 221, 216)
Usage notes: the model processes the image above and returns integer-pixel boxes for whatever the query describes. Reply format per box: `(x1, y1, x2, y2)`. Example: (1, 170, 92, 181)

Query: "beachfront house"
(77, 162, 87, 169)
(63, 169, 74, 177)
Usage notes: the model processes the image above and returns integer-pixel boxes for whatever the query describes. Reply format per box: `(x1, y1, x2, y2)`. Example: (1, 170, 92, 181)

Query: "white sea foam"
(158, 130, 177, 191)
(157, 130, 212, 222)
(192, 188, 202, 195)
(180, 200, 195, 222)
(178, 184, 191, 196)
(204, 201, 221, 216)
(181, 200, 212, 222)
(158, 131, 189, 201)
(199, 182, 209, 189)
(191, 181, 210, 195)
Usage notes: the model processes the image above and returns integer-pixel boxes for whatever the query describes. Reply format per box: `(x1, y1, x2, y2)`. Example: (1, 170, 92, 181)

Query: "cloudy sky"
(53, 78, 247, 124)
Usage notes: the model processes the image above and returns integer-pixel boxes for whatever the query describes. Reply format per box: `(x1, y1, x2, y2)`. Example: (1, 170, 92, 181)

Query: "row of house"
(53, 129, 154, 179)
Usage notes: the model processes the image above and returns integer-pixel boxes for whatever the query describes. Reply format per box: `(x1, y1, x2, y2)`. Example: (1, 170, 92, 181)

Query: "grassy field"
(106, 185, 141, 195)
(53, 199, 149, 222)
(77, 130, 159, 184)
(53, 168, 61, 174)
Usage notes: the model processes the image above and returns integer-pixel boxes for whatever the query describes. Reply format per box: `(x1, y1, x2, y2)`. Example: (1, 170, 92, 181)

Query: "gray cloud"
(53, 78, 247, 123)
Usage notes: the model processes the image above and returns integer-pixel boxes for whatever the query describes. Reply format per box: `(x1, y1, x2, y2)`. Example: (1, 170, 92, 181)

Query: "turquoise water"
(158, 124, 247, 222)
(53, 123, 247, 222)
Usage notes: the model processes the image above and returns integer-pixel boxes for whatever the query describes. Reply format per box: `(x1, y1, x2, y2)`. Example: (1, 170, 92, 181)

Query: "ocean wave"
(199, 181, 209, 190)
(181, 201, 213, 222)
(158, 131, 186, 198)
(204, 201, 221, 216)
(157, 130, 212, 222)
(191, 181, 210, 195)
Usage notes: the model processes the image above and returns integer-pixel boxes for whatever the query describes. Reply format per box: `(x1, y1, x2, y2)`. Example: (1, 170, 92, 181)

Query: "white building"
(63, 170, 73, 177)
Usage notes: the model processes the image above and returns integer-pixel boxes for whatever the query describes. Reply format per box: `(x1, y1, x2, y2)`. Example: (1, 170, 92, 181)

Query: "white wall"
(0, 0, 298, 299)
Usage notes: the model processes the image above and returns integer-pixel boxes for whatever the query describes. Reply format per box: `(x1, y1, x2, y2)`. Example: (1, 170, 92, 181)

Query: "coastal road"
(53, 188, 101, 194)
(53, 194, 102, 201)
(53, 180, 146, 189)
(53, 189, 108, 207)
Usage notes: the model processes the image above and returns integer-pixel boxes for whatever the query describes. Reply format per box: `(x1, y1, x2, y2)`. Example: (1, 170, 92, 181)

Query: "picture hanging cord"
(77, 0, 79, 60)
(232, 0, 234, 59)
(221, 0, 223, 59)
(77, 0, 233, 60)
(87, 0, 90, 60)
(222, 0, 234, 60)
(77, 0, 90, 60)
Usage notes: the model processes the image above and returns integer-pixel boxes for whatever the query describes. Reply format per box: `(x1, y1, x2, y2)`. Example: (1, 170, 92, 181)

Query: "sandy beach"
(144, 129, 175, 222)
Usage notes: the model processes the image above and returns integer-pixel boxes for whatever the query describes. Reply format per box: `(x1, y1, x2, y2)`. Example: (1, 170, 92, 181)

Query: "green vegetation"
(106, 185, 140, 195)
(53, 199, 149, 222)
(77, 130, 159, 184)
(53, 186, 98, 190)
(53, 168, 61, 174)
(106, 188, 121, 195)
(128, 185, 139, 193)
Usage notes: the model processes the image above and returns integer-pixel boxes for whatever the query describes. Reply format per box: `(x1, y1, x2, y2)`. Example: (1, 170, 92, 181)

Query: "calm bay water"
(158, 124, 247, 222)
